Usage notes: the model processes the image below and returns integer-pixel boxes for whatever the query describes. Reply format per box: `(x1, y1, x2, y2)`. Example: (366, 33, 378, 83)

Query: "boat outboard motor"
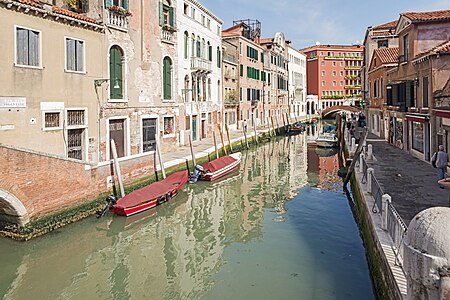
(96, 195, 117, 219)
(189, 165, 205, 183)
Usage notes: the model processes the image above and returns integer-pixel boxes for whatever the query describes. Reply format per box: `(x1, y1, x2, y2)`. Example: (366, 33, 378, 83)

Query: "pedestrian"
(433, 145, 449, 188)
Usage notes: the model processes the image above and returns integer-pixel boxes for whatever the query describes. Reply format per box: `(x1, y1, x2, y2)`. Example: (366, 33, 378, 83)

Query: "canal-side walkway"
(365, 134, 449, 225)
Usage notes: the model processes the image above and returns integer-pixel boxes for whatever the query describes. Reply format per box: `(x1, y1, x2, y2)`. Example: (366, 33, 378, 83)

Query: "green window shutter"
(247, 66, 250, 78)
(169, 6, 175, 27)
(163, 58, 171, 99)
(159, 2, 163, 26)
(208, 45, 212, 61)
(105, 0, 112, 8)
(123, 0, 128, 10)
(110, 47, 123, 99)
(240, 64, 243, 76)
(261, 52, 264, 63)
(255, 50, 258, 61)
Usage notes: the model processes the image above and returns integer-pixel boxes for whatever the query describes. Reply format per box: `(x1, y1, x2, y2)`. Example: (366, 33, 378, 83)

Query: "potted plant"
(66, 0, 80, 12)
(108, 5, 133, 17)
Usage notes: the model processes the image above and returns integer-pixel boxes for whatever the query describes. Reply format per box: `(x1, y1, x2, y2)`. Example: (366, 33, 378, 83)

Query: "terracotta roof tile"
(374, 47, 399, 64)
(299, 44, 363, 53)
(372, 20, 398, 30)
(433, 40, 450, 53)
(259, 38, 274, 44)
(52, 6, 98, 24)
(17, 0, 41, 8)
(401, 9, 450, 22)
(372, 30, 394, 37)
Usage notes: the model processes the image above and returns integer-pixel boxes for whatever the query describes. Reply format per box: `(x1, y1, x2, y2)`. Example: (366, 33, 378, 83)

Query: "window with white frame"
(16, 26, 40, 67)
(43, 111, 61, 129)
(163, 116, 174, 135)
(322, 81, 325, 86)
(65, 37, 84, 72)
(66, 108, 87, 160)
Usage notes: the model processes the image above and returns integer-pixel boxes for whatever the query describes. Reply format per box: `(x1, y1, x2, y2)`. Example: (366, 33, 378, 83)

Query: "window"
(333, 71, 336, 76)
(65, 37, 84, 72)
(201, 15, 205, 26)
(16, 27, 40, 67)
(67, 129, 84, 160)
(333, 81, 336, 86)
(239, 42, 242, 54)
(377, 40, 388, 48)
(322, 81, 325, 86)
(163, 116, 174, 135)
(207, 19, 211, 29)
(191, 7, 195, 19)
(183, 32, 189, 59)
(321, 71, 325, 76)
(111, 0, 128, 8)
(403, 34, 409, 61)
(217, 47, 221, 68)
(423, 77, 429, 107)
(333, 61, 336, 66)
(109, 45, 123, 100)
(208, 112, 212, 124)
(44, 112, 61, 129)
(67, 110, 85, 126)
(142, 118, 157, 152)
(340, 71, 343, 76)
(66, 0, 89, 13)
(163, 57, 172, 100)
(159, 1, 175, 28)
(340, 61, 343, 66)
(412, 122, 424, 152)
(185, 116, 190, 130)
(373, 80, 377, 98)
(321, 61, 325, 66)
(208, 42, 212, 61)
(184, 3, 188, 15)
(340, 81, 343, 86)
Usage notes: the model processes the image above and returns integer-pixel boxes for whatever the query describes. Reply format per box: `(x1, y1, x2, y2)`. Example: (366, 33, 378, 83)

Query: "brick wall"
(0, 145, 155, 219)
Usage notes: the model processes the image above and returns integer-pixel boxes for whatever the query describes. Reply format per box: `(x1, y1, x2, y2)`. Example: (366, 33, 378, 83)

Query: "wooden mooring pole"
(213, 131, 219, 159)
(110, 139, 125, 198)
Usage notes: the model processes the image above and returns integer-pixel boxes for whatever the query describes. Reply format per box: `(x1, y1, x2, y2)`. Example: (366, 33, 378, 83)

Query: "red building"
(301, 45, 364, 112)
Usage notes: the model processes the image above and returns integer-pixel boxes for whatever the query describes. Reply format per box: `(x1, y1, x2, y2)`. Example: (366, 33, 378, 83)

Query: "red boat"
(111, 171, 188, 216)
(202, 152, 242, 181)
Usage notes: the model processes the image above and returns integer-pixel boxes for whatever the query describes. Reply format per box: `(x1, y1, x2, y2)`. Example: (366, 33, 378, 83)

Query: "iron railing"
(387, 202, 408, 265)
(371, 175, 384, 214)
(361, 155, 368, 184)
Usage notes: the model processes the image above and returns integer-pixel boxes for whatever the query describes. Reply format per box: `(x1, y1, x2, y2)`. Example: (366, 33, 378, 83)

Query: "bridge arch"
(0, 189, 29, 226)
(321, 105, 360, 118)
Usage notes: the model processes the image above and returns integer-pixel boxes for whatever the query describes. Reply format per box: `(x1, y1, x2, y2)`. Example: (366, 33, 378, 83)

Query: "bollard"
(351, 137, 356, 153)
(368, 144, 373, 160)
(381, 194, 391, 230)
(367, 168, 374, 194)
(359, 153, 364, 173)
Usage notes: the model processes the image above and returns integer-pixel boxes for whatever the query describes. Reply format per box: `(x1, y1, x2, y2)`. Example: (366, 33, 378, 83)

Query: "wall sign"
(0, 97, 26, 108)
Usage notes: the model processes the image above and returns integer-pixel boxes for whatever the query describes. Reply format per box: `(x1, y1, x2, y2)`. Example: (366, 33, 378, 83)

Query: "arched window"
(207, 42, 212, 61)
(184, 32, 189, 59)
(184, 75, 190, 102)
(196, 36, 201, 57)
(216, 47, 221, 68)
(109, 45, 124, 99)
(217, 80, 221, 102)
(191, 34, 195, 58)
(201, 38, 206, 58)
(163, 57, 172, 100)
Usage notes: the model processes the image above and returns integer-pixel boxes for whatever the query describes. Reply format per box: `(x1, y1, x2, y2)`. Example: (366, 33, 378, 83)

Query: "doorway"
(109, 119, 125, 158)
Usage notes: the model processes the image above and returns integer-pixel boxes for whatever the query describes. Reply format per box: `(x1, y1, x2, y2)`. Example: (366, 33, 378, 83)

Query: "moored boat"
(316, 133, 338, 148)
(189, 152, 242, 183)
(110, 170, 189, 216)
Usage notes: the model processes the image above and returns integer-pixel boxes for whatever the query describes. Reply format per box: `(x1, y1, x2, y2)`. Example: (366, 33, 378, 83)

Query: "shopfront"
(405, 114, 430, 161)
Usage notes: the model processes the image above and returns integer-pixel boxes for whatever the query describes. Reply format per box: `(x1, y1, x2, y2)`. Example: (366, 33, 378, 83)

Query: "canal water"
(0, 132, 375, 300)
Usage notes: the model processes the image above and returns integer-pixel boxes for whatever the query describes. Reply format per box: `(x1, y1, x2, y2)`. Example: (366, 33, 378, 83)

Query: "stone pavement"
(365, 133, 449, 225)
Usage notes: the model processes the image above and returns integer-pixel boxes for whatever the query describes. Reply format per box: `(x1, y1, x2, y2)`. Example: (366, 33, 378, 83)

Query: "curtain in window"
(76, 40, 84, 71)
(16, 28, 28, 65)
(66, 39, 76, 70)
(28, 30, 39, 66)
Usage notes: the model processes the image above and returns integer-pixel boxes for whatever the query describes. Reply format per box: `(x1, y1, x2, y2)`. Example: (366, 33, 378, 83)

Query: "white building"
(287, 44, 307, 120)
(177, 0, 223, 145)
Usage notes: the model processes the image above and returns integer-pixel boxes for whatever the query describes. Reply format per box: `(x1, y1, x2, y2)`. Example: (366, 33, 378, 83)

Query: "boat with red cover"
(111, 171, 188, 216)
(202, 152, 241, 181)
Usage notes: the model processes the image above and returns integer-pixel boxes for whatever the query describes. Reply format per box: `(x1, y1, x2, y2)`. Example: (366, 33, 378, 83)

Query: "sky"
(203, 0, 450, 49)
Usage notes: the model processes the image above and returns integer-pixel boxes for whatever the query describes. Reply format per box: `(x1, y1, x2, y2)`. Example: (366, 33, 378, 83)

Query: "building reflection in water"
(0, 134, 315, 300)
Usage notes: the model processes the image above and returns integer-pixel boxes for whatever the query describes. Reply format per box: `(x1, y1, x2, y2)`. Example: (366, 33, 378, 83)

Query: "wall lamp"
(94, 79, 109, 87)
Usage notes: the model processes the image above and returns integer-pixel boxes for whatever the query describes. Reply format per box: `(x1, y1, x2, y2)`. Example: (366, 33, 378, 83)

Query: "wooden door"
(109, 119, 125, 158)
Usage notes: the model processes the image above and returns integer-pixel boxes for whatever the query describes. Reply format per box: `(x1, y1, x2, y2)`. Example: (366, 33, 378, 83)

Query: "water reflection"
(0, 132, 373, 300)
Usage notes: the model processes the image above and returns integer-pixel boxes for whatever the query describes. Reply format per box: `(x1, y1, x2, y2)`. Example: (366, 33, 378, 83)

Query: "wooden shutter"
(105, 0, 112, 8)
(110, 47, 123, 99)
(123, 0, 128, 10)
(169, 6, 175, 27)
(163, 58, 171, 99)
(159, 2, 164, 26)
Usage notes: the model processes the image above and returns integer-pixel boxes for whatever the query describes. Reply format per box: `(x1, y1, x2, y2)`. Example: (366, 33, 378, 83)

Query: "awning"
(405, 114, 429, 123)
(436, 110, 450, 119)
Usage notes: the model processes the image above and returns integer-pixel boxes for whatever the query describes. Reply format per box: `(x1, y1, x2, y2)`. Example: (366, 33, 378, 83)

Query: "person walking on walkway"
(433, 145, 449, 188)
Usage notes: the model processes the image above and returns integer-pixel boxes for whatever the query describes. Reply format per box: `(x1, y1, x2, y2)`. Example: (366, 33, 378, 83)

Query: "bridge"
(321, 105, 361, 118)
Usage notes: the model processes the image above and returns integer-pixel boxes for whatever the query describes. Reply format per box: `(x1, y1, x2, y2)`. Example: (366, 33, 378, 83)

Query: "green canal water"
(0, 134, 375, 300)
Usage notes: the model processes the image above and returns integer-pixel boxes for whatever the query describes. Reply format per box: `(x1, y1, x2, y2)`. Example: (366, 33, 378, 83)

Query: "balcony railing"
(344, 56, 364, 60)
(191, 57, 212, 72)
(106, 10, 128, 31)
(161, 28, 175, 44)
(344, 85, 362, 89)
(345, 65, 362, 69)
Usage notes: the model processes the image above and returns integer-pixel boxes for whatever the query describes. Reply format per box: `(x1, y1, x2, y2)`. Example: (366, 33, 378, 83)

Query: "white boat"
(316, 133, 338, 148)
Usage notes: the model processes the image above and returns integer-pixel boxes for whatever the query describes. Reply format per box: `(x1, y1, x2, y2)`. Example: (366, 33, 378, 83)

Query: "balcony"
(345, 75, 360, 80)
(106, 9, 129, 31)
(345, 65, 362, 70)
(344, 56, 364, 60)
(322, 95, 345, 99)
(324, 56, 345, 60)
(344, 85, 362, 89)
(161, 27, 175, 44)
(191, 57, 212, 73)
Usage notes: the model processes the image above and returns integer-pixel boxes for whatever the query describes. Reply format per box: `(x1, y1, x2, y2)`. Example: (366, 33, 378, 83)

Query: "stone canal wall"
(0, 144, 156, 222)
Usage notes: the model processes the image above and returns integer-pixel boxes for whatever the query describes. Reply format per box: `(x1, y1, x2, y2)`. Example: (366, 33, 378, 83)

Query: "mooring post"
(351, 137, 356, 153)
(243, 126, 249, 149)
(156, 137, 166, 179)
(225, 124, 233, 153)
(252, 113, 258, 145)
(213, 131, 219, 159)
(368, 144, 373, 160)
(110, 139, 125, 198)
(153, 150, 159, 182)
(367, 168, 374, 194)
(189, 134, 196, 166)
(218, 124, 228, 156)
(359, 153, 364, 173)
(381, 194, 391, 230)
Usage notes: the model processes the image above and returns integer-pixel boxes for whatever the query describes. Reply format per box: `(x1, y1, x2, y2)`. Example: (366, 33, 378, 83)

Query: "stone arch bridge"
(321, 105, 361, 118)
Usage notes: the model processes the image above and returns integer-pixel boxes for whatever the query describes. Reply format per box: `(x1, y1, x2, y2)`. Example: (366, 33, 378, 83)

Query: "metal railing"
(387, 202, 408, 265)
(361, 155, 368, 184)
(371, 173, 384, 214)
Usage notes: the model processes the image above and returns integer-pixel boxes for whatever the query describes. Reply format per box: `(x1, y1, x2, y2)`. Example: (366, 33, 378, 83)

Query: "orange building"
(301, 45, 364, 112)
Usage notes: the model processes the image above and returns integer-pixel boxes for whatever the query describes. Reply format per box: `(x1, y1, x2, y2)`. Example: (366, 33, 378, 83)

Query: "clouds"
(204, 0, 450, 49)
